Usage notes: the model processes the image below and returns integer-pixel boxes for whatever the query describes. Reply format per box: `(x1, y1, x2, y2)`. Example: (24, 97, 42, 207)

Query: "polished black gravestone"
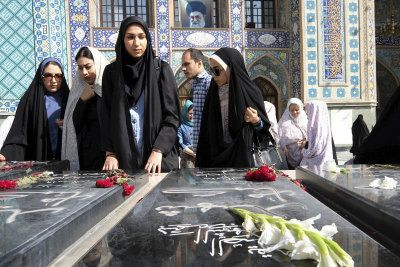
(78, 168, 400, 266)
(0, 170, 148, 267)
(0, 160, 70, 180)
(297, 164, 400, 254)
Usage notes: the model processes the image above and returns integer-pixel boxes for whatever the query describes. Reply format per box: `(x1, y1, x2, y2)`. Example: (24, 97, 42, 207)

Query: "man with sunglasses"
(181, 48, 212, 156)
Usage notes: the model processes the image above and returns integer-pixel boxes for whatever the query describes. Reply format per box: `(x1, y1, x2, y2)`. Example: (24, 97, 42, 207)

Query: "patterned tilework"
(68, 0, 91, 78)
(60, 0, 69, 81)
(320, 0, 345, 82)
(230, 0, 244, 52)
(156, 0, 170, 63)
(304, 0, 317, 98)
(348, 0, 360, 98)
(0, 0, 35, 107)
(247, 56, 289, 101)
(376, 49, 400, 83)
(171, 30, 230, 48)
(289, 0, 301, 97)
(366, 0, 376, 100)
(245, 31, 289, 48)
(93, 29, 156, 49)
(0, 100, 19, 114)
(33, 0, 50, 65)
(100, 50, 117, 62)
(245, 50, 289, 69)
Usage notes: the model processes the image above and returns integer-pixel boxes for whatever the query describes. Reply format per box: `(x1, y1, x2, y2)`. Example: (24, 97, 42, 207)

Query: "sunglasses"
(210, 67, 222, 76)
(42, 73, 63, 82)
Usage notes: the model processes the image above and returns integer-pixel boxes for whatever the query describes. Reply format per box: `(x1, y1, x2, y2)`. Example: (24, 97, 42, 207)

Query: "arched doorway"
(252, 77, 279, 119)
(178, 79, 194, 108)
(376, 60, 400, 119)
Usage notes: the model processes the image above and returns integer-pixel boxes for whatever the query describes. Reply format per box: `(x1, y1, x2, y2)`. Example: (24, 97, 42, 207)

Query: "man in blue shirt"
(181, 48, 212, 157)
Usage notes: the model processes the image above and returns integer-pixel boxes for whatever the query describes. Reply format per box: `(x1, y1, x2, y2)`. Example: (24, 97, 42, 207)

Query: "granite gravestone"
(78, 168, 400, 266)
(297, 164, 400, 254)
(0, 170, 148, 267)
(0, 160, 70, 180)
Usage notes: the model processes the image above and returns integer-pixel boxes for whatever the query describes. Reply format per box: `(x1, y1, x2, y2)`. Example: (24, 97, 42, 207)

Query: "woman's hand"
(282, 146, 288, 157)
(244, 107, 260, 126)
(102, 152, 119, 170)
(56, 118, 63, 129)
(80, 85, 95, 101)
(184, 147, 196, 158)
(0, 154, 6, 162)
(145, 149, 162, 175)
(299, 139, 307, 149)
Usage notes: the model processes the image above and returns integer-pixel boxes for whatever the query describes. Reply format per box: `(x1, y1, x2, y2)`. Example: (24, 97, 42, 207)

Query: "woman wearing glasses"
(101, 16, 180, 175)
(61, 47, 109, 170)
(196, 48, 270, 167)
(0, 58, 69, 161)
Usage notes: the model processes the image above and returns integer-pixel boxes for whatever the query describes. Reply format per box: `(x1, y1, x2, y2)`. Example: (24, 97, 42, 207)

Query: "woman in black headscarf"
(101, 16, 180, 174)
(196, 47, 270, 167)
(350, 114, 369, 157)
(354, 86, 400, 164)
(0, 58, 69, 161)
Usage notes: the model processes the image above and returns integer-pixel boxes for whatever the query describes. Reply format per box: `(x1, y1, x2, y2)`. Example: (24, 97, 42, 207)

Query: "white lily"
(257, 218, 281, 247)
(380, 176, 398, 189)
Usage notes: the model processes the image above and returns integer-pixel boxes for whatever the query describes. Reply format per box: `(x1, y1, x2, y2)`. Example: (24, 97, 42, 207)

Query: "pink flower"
(122, 183, 135, 196)
(0, 180, 17, 190)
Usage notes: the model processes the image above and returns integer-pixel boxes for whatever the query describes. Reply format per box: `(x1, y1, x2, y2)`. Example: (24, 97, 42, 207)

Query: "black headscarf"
(101, 16, 180, 171)
(354, 85, 400, 164)
(196, 48, 270, 167)
(350, 114, 369, 156)
(1, 58, 69, 161)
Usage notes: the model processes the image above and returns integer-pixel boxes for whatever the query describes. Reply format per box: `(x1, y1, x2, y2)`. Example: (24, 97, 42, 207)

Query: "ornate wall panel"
(303, 0, 361, 101)
(245, 31, 289, 48)
(171, 30, 230, 48)
(230, 0, 244, 51)
(289, 0, 301, 97)
(0, 0, 35, 113)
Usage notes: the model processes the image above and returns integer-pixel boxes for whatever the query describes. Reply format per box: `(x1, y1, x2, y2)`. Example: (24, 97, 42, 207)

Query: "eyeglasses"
(210, 67, 222, 76)
(42, 73, 63, 82)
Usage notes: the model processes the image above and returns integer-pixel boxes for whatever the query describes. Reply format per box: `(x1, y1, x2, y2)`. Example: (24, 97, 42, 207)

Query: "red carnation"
(96, 179, 114, 188)
(245, 171, 253, 181)
(122, 183, 135, 196)
(0, 180, 17, 190)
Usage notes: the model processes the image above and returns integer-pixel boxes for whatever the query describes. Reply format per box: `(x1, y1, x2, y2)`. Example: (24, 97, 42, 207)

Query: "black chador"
(100, 16, 180, 172)
(1, 58, 69, 161)
(196, 48, 271, 167)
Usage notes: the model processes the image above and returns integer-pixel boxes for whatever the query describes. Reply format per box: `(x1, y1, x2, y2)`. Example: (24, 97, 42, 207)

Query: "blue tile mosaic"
(308, 76, 317, 85)
(351, 87, 360, 97)
(306, 1, 315, 9)
(321, 0, 344, 81)
(350, 27, 358, 36)
(231, 0, 244, 52)
(0, 0, 35, 103)
(307, 38, 316, 48)
(306, 26, 315, 35)
(349, 15, 357, 24)
(308, 88, 317, 98)
(349, 3, 357, 12)
(350, 51, 359, 60)
(246, 50, 289, 69)
(171, 30, 229, 48)
(350, 76, 359, 85)
(308, 64, 317, 72)
(307, 13, 315, 22)
(323, 88, 331, 97)
(308, 51, 316, 60)
(290, 0, 301, 97)
(350, 39, 358, 48)
(245, 31, 289, 48)
(350, 64, 358, 72)
(336, 88, 345, 97)
(156, 0, 171, 63)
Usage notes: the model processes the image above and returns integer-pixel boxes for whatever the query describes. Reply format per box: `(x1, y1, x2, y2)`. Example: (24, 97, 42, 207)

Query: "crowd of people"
(2, 15, 384, 173)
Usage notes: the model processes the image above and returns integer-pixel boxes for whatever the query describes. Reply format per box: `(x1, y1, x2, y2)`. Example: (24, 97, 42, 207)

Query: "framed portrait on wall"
(179, 0, 212, 28)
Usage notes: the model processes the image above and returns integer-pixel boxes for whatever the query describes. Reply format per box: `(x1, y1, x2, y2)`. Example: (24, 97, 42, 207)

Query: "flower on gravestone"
(95, 178, 115, 188)
(0, 179, 17, 190)
(95, 169, 135, 196)
(122, 183, 135, 196)
(245, 166, 276, 182)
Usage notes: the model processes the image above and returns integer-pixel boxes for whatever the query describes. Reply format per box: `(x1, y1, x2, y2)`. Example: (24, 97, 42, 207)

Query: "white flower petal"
(369, 178, 381, 188)
(243, 217, 258, 234)
(258, 222, 281, 246)
(319, 223, 338, 238)
(262, 229, 296, 252)
(379, 176, 398, 189)
(291, 237, 320, 261)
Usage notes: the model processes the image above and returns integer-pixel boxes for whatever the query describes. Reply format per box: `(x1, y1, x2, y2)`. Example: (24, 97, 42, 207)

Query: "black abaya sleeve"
(72, 98, 88, 135)
(152, 61, 180, 153)
(100, 64, 115, 153)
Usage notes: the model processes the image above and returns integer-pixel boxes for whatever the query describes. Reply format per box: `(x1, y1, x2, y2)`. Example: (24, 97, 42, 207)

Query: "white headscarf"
(61, 47, 110, 170)
(278, 98, 308, 167)
(300, 100, 333, 166)
(264, 101, 279, 144)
